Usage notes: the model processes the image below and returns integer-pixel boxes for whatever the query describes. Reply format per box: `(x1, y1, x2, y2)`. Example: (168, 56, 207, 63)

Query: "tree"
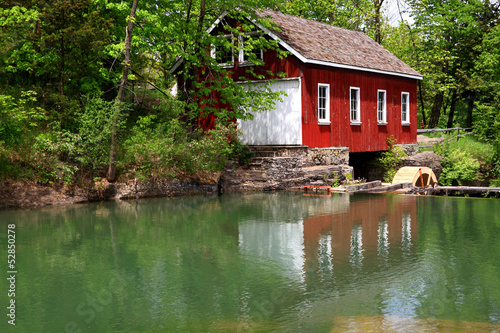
(406, 0, 495, 128)
(280, 0, 388, 43)
(107, 0, 139, 182)
(473, 22, 500, 146)
(382, 23, 428, 126)
(0, 0, 113, 128)
(163, 1, 288, 134)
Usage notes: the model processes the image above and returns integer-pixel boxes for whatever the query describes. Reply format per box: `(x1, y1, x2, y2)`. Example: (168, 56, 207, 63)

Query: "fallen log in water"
(343, 181, 382, 192)
(354, 182, 413, 194)
(428, 186, 500, 196)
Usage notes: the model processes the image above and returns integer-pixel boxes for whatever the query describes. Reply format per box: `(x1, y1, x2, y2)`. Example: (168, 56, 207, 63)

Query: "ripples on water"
(1, 192, 500, 332)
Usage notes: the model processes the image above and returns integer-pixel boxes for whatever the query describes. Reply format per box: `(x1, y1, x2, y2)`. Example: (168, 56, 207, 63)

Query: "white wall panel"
(238, 79, 302, 145)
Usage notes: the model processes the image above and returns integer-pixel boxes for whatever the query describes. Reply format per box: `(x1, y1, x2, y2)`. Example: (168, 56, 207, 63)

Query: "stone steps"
(248, 146, 308, 170)
(253, 151, 279, 158)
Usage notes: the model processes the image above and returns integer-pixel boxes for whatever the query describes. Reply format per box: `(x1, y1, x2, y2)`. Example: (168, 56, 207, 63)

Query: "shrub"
(122, 115, 177, 179)
(438, 136, 496, 185)
(229, 140, 254, 165)
(376, 136, 407, 183)
(32, 130, 83, 185)
(439, 150, 480, 186)
(123, 117, 239, 180)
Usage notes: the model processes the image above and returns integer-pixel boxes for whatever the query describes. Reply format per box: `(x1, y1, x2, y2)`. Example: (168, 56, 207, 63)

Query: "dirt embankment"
(0, 151, 444, 209)
(0, 178, 220, 209)
(0, 163, 354, 209)
(416, 134, 444, 146)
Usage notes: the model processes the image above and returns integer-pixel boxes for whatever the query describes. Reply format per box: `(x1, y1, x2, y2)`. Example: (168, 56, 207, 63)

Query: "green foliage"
(0, 91, 47, 144)
(0, 5, 40, 77)
(77, 96, 127, 171)
(383, 0, 500, 128)
(123, 116, 238, 180)
(229, 141, 255, 165)
(473, 103, 500, 145)
(171, 7, 289, 129)
(376, 136, 407, 183)
(473, 24, 500, 147)
(34, 130, 82, 162)
(440, 150, 480, 186)
(332, 173, 339, 187)
(437, 136, 497, 186)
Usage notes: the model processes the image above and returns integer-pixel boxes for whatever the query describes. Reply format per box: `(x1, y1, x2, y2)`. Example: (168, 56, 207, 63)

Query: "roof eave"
(303, 59, 423, 80)
(170, 57, 183, 74)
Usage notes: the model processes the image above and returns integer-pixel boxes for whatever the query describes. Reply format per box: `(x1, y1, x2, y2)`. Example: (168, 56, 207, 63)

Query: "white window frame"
(238, 32, 263, 66)
(377, 89, 387, 125)
(401, 92, 410, 125)
(350, 87, 361, 124)
(318, 83, 330, 125)
(211, 34, 234, 68)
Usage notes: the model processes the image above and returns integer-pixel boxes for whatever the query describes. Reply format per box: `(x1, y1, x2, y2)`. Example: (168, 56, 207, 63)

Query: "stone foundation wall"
(261, 157, 303, 181)
(306, 147, 349, 166)
(249, 146, 350, 167)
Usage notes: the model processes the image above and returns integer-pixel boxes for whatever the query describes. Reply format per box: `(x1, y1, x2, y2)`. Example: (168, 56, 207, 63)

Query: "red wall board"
(301, 65, 418, 152)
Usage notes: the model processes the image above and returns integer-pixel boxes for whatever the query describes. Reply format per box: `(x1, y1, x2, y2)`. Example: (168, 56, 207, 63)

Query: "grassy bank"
(422, 131, 500, 186)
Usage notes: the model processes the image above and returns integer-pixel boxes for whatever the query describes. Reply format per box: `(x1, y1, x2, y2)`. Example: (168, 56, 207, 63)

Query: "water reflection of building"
(304, 195, 417, 265)
(303, 195, 418, 276)
(238, 193, 351, 282)
(238, 194, 418, 282)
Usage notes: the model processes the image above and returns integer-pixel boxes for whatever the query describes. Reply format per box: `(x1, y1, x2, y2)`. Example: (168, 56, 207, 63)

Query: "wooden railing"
(417, 127, 472, 134)
(417, 127, 473, 148)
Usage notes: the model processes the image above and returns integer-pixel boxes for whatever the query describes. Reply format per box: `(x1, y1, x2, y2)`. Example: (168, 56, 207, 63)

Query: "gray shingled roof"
(256, 10, 422, 79)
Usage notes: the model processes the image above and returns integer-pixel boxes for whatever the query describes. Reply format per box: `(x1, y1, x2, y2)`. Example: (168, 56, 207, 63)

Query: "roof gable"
(171, 10, 422, 80)
(254, 10, 422, 80)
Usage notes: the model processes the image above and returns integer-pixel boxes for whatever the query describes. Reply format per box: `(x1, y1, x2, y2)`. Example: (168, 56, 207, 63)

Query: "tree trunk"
(447, 90, 457, 128)
(429, 91, 444, 128)
(418, 80, 426, 127)
(374, 0, 384, 44)
(107, 0, 139, 182)
(179, 0, 206, 137)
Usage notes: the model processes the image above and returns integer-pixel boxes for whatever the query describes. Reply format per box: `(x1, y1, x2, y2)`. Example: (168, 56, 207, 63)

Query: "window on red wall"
(318, 83, 330, 124)
(350, 87, 360, 124)
(401, 92, 410, 125)
(377, 89, 387, 124)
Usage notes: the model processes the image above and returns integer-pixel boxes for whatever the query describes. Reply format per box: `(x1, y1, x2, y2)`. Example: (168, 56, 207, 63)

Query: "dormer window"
(211, 34, 234, 67)
(239, 32, 263, 65)
(211, 32, 263, 68)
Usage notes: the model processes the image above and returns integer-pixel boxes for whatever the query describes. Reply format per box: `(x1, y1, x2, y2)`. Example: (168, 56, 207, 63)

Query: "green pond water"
(1, 192, 500, 332)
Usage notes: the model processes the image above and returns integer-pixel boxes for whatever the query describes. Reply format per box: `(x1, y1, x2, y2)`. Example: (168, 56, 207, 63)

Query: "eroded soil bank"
(0, 165, 353, 209)
(0, 151, 444, 209)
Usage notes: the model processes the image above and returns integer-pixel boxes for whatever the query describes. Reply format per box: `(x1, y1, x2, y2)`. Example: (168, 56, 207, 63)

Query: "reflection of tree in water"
(6, 193, 500, 331)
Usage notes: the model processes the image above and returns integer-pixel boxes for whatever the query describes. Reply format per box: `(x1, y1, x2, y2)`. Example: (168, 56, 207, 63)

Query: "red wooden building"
(172, 10, 422, 153)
